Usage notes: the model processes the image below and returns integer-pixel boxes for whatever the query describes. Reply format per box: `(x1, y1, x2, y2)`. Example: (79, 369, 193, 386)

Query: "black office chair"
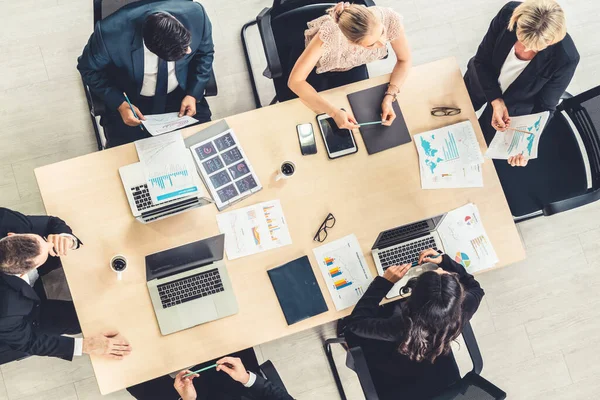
(324, 321, 506, 400)
(492, 85, 600, 221)
(241, 0, 375, 108)
(83, 0, 218, 150)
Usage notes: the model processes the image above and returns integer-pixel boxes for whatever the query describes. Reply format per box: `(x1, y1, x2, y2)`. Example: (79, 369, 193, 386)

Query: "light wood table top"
(35, 57, 525, 394)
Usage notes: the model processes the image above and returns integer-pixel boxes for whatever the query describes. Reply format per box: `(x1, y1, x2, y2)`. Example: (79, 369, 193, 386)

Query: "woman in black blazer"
(464, 0, 579, 167)
(342, 249, 484, 399)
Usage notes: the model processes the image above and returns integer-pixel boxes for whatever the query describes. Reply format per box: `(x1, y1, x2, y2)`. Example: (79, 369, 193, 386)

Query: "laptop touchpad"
(179, 298, 218, 325)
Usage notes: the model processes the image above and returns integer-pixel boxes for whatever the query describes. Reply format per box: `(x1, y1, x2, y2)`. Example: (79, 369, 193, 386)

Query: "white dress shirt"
(18, 233, 83, 357)
(141, 42, 180, 97)
(498, 45, 532, 94)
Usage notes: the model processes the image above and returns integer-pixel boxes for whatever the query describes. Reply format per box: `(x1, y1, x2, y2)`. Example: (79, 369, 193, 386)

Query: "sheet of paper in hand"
(485, 111, 549, 160)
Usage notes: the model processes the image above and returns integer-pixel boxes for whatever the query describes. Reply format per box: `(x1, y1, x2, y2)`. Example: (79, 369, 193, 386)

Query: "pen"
(358, 121, 384, 127)
(183, 363, 218, 377)
(410, 253, 442, 267)
(123, 92, 145, 131)
(505, 126, 534, 135)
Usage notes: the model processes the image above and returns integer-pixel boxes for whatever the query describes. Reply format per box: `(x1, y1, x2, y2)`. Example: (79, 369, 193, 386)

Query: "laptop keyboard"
(157, 268, 224, 309)
(130, 184, 179, 212)
(378, 236, 437, 271)
(379, 221, 430, 243)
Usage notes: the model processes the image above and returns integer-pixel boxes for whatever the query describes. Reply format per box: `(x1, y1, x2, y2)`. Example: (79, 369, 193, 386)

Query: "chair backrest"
(559, 85, 600, 191)
(94, 0, 141, 24)
(431, 372, 507, 400)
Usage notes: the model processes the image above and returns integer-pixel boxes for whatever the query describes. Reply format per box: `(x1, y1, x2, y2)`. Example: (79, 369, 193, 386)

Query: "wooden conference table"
(35, 57, 525, 394)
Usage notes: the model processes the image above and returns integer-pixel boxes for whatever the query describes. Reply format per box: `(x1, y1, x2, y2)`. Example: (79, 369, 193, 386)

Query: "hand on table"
(117, 101, 145, 126)
(508, 154, 529, 167)
(490, 98, 510, 132)
(382, 264, 411, 284)
(179, 95, 197, 117)
(174, 370, 199, 400)
(381, 97, 396, 126)
(332, 108, 359, 130)
(216, 357, 250, 385)
(418, 248, 444, 265)
(82, 330, 132, 360)
(46, 234, 75, 257)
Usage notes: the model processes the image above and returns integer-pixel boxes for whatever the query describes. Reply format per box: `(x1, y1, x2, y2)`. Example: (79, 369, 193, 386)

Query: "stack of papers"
(135, 132, 199, 204)
(414, 121, 484, 189)
(313, 234, 372, 311)
(485, 111, 549, 160)
(216, 200, 292, 260)
(437, 203, 498, 274)
(142, 112, 199, 136)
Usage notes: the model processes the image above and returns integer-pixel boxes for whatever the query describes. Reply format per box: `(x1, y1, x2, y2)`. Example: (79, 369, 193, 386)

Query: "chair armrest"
(259, 360, 287, 392)
(462, 321, 483, 375)
(347, 346, 380, 400)
(362, 0, 376, 6)
(257, 7, 283, 79)
(84, 84, 106, 117)
(204, 69, 218, 97)
(542, 188, 600, 216)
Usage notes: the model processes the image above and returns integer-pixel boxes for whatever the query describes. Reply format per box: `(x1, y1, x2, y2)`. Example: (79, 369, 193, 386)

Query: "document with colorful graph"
(216, 200, 292, 260)
(437, 203, 498, 274)
(313, 234, 373, 311)
(414, 120, 484, 176)
(485, 111, 549, 160)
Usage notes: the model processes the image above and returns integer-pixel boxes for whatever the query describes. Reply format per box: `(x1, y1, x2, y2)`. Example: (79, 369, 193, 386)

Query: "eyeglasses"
(313, 213, 336, 242)
(431, 107, 461, 117)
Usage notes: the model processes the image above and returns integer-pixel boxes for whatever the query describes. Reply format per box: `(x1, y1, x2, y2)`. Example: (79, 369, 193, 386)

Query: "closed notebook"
(347, 83, 412, 154)
(267, 256, 328, 325)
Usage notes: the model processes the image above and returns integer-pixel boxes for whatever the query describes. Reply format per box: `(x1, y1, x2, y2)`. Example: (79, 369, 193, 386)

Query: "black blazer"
(77, 0, 214, 111)
(244, 376, 294, 400)
(0, 208, 81, 360)
(469, 1, 579, 117)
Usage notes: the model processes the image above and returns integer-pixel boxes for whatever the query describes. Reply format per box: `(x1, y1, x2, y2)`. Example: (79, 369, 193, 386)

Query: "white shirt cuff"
(59, 233, 79, 249)
(243, 372, 257, 388)
(73, 338, 83, 357)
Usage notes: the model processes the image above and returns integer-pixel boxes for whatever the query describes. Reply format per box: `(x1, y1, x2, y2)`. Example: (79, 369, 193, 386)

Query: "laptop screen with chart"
(190, 129, 262, 210)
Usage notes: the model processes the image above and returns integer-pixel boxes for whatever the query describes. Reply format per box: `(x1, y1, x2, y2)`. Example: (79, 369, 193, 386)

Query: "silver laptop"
(145, 234, 238, 335)
(371, 214, 447, 299)
(119, 156, 211, 223)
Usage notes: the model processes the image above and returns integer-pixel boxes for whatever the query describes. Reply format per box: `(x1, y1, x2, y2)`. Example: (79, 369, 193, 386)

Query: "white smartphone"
(316, 113, 358, 159)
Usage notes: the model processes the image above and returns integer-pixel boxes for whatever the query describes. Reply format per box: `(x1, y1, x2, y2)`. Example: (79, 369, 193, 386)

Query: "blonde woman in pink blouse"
(288, 2, 411, 129)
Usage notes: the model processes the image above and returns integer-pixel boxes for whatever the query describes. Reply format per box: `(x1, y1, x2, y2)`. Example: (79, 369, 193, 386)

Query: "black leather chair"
(83, 0, 218, 150)
(241, 0, 375, 108)
(324, 321, 506, 400)
(493, 85, 600, 221)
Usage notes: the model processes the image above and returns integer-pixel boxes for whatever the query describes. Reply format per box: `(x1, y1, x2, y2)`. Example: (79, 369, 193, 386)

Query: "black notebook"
(347, 83, 412, 155)
(267, 256, 328, 325)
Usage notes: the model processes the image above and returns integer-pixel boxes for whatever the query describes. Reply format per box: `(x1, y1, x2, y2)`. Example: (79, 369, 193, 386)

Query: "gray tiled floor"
(0, 0, 599, 398)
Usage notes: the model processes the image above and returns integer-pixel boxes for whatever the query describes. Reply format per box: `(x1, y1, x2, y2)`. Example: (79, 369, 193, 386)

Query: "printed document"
(216, 200, 292, 260)
(485, 111, 549, 159)
(313, 234, 373, 311)
(420, 164, 483, 190)
(142, 112, 198, 136)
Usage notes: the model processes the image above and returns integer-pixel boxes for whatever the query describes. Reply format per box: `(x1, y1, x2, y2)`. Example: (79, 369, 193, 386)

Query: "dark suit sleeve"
(439, 255, 485, 320)
(532, 57, 579, 116)
(185, 4, 214, 100)
(343, 277, 408, 342)
(77, 22, 125, 111)
(22, 213, 82, 248)
(473, 3, 515, 103)
(0, 316, 75, 361)
(247, 375, 294, 400)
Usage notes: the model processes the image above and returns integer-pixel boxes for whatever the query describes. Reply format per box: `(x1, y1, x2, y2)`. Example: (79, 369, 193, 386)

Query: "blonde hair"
(508, 0, 567, 51)
(328, 3, 378, 43)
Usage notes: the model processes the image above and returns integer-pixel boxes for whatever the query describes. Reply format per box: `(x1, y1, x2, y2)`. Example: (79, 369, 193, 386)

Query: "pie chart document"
(437, 203, 498, 274)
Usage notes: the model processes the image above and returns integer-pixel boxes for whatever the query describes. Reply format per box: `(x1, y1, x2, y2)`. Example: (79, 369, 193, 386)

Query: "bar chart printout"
(135, 131, 199, 203)
(313, 234, 372, 310)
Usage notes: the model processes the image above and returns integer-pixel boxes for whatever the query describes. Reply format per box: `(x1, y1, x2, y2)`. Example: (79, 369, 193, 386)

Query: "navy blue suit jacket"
(77, 0, 214, 111)
(468, 1, 579, 117)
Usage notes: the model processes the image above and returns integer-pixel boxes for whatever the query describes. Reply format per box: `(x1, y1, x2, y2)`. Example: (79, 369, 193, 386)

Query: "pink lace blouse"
(305, 6, 404, 74)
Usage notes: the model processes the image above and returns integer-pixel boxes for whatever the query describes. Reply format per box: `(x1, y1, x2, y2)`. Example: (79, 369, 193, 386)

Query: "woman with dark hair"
(342, 249, 484, 399)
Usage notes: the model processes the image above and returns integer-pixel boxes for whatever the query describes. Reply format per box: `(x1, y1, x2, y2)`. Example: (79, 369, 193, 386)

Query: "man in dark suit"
(77, 0, 214, 148)
(0, 208, 132, 362)
(464, 0, 579, 167)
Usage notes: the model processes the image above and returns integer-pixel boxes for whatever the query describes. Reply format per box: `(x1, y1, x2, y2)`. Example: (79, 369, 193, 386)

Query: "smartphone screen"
(319, 117, 356, 156)
(297, 123, 317, 155)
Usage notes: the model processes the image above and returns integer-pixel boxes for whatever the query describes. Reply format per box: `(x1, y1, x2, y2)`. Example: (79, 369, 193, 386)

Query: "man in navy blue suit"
(78, 0, 214, 147)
